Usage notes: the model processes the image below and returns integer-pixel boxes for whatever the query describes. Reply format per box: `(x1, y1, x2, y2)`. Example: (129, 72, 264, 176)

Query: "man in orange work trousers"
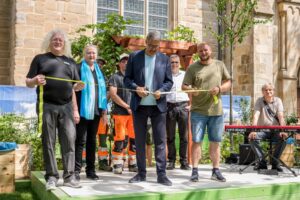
(97, 118, 113, 171)
(108, 53, 137, 174)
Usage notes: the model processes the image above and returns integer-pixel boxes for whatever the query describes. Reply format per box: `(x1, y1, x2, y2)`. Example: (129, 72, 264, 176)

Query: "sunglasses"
(171, 62, 179, 64)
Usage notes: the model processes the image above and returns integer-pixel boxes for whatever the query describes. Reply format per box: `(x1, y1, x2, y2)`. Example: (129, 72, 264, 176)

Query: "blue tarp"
(0, 142, 18, 152)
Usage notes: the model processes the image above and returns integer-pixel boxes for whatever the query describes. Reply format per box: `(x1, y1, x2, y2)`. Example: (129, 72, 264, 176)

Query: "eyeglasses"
(171, 62, 179, 64)
(147, 44, 160, 49)
(264, 89, 273, 92)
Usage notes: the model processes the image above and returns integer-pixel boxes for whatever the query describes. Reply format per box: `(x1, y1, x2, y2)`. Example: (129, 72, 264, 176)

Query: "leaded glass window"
(97, 0, 169, 37)
(97, 0, 120, 22)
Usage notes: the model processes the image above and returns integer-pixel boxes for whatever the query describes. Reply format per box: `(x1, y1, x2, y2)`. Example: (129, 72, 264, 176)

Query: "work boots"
(98, 159, 113, 172)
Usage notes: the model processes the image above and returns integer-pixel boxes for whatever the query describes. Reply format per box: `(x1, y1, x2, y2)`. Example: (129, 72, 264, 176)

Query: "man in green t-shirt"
(182, 43, 231, 182)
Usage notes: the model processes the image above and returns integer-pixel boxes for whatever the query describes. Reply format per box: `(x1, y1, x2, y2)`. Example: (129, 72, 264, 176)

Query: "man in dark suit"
(124, 31, 173, 186)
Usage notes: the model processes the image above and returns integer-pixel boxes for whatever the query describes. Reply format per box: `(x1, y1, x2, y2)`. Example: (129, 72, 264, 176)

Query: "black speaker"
(225, 153, 239, 164)
(239, 144, 256, 165)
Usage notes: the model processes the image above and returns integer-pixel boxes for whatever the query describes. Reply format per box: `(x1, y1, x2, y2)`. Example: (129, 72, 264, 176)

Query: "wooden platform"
(31, 164, 300, 200)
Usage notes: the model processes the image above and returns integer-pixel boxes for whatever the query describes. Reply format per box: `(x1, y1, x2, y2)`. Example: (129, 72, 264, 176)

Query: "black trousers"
(41, 102, 76, 182)
(75, 115, 100, 174)
(133, 106, 167, 177)
(250, 132, 286, 166)
(166, 102, 189, 164)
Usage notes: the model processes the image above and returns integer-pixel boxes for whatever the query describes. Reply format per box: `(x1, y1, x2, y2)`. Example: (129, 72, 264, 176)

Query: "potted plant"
(112, 28, 198, 69)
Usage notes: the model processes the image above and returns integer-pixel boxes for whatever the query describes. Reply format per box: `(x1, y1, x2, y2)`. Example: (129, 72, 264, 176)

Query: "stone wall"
(177, 0, 218, 51)
(10, 0, 96, 86)
(232, 0, 276, 106)
(252, 18, 275, 102)
(9, 0, 16, 86)
(0, 0, 12, 85)
(233, 33, 254, 98)
(231, 0, 300, 116)
(277, 0, 300, 115)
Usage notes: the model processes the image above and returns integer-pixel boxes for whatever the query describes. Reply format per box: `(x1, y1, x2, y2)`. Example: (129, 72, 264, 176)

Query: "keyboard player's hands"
(279, 132, 288, 139)
(248, 132, 257, 140)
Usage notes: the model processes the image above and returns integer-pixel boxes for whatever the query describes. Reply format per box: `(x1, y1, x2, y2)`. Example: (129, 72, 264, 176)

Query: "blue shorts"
(191, 112, 224, 143)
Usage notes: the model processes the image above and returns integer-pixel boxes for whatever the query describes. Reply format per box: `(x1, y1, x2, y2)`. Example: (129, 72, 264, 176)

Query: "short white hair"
(83, 44, 98, 57)
(41, 29, 72, 57)
(261, 83, 274, 91)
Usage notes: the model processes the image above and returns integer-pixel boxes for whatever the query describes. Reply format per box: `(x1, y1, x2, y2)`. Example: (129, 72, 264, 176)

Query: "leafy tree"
(71, 13, 134, 78)
(235, 97, 252, 125)
(165, 25, 197, 43)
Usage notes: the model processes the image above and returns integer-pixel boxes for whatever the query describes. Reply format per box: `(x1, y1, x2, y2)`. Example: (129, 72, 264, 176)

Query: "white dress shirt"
(166, 70, 189, 103)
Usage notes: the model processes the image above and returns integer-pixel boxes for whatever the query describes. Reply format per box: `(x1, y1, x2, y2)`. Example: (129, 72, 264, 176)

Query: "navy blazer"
(124, 50, 173, 112)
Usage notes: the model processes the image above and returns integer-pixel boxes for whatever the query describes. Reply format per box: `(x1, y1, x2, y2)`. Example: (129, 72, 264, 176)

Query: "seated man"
(248, 83, 287, 172)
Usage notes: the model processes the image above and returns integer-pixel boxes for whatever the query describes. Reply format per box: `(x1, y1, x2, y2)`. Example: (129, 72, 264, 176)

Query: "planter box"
(15, 144, 31, 179)
(112, 35, 197, 68)
(0, 150, 15, 193)
(295, 134, 300, 145)
(280, 144, 295, 167)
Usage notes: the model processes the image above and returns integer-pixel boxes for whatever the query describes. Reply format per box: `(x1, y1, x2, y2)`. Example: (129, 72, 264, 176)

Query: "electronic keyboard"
(225, 125, 300, 132)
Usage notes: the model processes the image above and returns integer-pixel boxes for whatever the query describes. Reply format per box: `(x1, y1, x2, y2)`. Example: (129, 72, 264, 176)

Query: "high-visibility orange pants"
(111, 115, 136, 166)
(97, 119, 109, 161)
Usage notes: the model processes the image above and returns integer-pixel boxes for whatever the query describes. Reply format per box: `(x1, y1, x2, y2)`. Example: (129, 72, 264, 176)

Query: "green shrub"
(0, 114, 43, 170)
(165, 24, 197, 43)
(285, 113, 298, 125)
(221, 133, 244, 160)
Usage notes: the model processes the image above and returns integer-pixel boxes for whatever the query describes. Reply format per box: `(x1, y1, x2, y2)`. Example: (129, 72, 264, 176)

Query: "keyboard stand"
(239, 139, 297, 177)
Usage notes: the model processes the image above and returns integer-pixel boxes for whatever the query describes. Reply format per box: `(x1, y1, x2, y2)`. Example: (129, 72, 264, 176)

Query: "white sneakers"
(46, 178, 82, 191)
(46, 180, 57, 191)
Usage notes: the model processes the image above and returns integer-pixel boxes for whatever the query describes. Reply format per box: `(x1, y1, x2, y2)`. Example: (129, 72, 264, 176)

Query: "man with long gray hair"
(26, 29, 84, 190)
(124, 31, 173, 186)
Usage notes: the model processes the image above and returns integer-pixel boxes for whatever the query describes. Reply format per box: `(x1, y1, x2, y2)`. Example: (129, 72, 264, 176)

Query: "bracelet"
(217, 86, 221, 93)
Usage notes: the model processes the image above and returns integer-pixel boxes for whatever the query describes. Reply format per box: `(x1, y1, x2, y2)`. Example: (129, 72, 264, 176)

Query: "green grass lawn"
(0, 181, 39, 200)
(0, 188, 38, 200)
